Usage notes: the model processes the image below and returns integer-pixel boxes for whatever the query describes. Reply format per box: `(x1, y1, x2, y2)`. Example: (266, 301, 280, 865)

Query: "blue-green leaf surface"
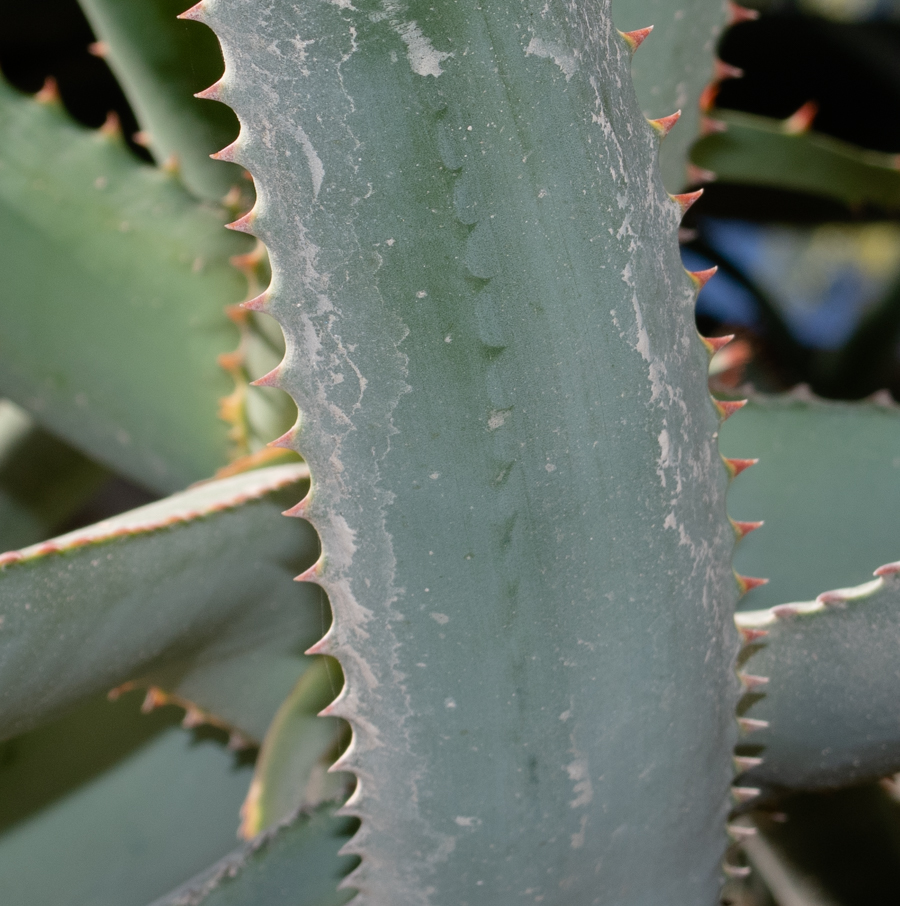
(0, 691, 254, 906)
(0, 78, 249, 492)
(202, 1, 741, 902)
(0, 463, 318, 741)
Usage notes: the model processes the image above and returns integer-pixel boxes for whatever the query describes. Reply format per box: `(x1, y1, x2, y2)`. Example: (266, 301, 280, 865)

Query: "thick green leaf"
(615, 0, 729, 190)
(736, 564, 900, 790)
(241, 656, 349, 838)
(0, 690, 254, 906)
(0, 79, 249, 492)
(150, 804, 358, 906)
(78, 0, 247, 204)
(203, 1, 741, 901)
(692, 109, 900, 210)
(719, 393, 900, 612)
(0, 463, 318, 742)
(0, 400, 108, 552)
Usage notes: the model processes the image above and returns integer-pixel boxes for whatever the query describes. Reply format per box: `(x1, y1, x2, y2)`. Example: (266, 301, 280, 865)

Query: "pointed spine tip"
(268, 429, 295, 450)
(723, 862, 752, 879)
(727, 823, 757, 843)
(875, 561, 900, 577)
(132, 130, 151, 148)
(282, 497, 308, 518)
(241, 292, 270, 313)
(672, 189, 703, 214)
(733, 754, 763, 773)
(195, 82, 224, 102)
(35, 77, 60, 105)
(732, 519, 763, 540)
(87, 41, 108, 59)
(723, 456, 757, 479)
(177, 1, 205, 20)
(295, 560, 323, 584)
(649, 110, 681, 138)
(701, 116, 728, 136)
(714, 398, 747, 421)
(737, 717, 769, 735)
(689, 266, 717, 290)
(729, 2, 760, 24)
(738, 672, 770, 692)
(686, 163, 716, 185)
(731, 784, 762, 803)
(738, 625, 769, 643)
(211, 140, 238, 162)
(784, 101, 818, 135)
(251, 366, 281, 388)
(699, 83, 720, 114)
(305, 635, 333, 656)
(816, 591, 848, 606)
(620, 26, 653, 53)
(226, 211, 256, 233)
(702, 333, 735, 355)
(100, 111, 121, 138)
(737, 573, 768, 595)
(715, 59, 744, 81)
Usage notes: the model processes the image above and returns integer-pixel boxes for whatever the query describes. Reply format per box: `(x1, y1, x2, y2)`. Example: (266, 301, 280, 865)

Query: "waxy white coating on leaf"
(200, 0, 741, 902)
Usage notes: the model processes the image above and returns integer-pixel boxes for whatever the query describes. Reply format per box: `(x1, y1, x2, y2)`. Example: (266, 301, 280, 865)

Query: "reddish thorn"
(88, 41, 108, 58)
(161, 154, 180, 175)
(0, 552, 23, 567)
(141, 688, 168, 713)
(875, 561, 900, 577)
(729, 2, 760, 24)
(177, 1, 205, 20)
(731, 784, 762, 803)
(100, 111, 121, 137)
(737, 573, 768, 594)
(649, 110, 681, 138)
(132, 130, 151, 148)
(727, 823, 758, 842)
(723, 864, 752, 879)
(251, 366, 281, 388)
(732, 519, 764, 539)
(737, 717, 769, 735)
(241, 292, 269, 312)
(738, 625, 769, 644)
(217, 350, 243, 373)
(195, 83, 223, 102)
(318, 700, 339, 717)
(182, 707, 206, 729)
(689, 266, 718, 290)
(35, 77, 60, 104)
(772, 604, 800, 618)
(282, 497, 308, 518)
(733, 754, 763, 773)
(738, 672, 770, 692)
(211, 141, 238, 162)
(686, 163, 716, 185)
(703, 333, 735, 354)
(784, 101, 818, 135)
(268, 429, 295, 450)
(700, 116, 728, 136)
(715, 59, 744, 81)
(226, 211, 256, 233)
(672, 189, 703, 214)
(817, 591, 847, 606)
(699, 82, 720, 114)
(305, 636, 332, 656)
(723, 457, 757, 478)
(715, 398, 747, 421)
(295, 562, 321, 583)
(620, 26, 653, 52)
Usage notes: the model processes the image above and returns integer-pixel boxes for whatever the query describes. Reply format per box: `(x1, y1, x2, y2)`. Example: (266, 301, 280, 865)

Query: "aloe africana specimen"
(4, 1, 900, 904)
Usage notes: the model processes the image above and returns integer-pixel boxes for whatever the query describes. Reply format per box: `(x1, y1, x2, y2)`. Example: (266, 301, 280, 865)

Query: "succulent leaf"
(614, 0, 730, 190)
(0, 77, 249, 492)
(240, 655, 349, 839)
(691, 108, 900, 211)
(0, 400, 109, 551)
(149, 803, 358, 906)
(201, 1, 741, 901)
(719, 392, 900, 611)
(0, 690, 254, 906)
(77, 0, 248, 205)
(737, 563, 900, 789)
(0, 463, 319, 741)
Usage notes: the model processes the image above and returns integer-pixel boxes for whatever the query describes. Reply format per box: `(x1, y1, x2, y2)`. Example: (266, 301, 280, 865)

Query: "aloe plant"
(4, 0, 900, 904)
